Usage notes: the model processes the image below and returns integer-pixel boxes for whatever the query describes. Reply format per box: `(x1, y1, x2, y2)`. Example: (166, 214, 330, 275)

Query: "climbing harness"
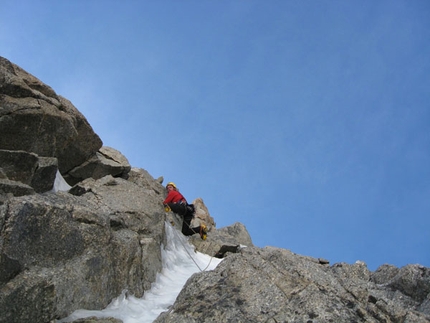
(165, 203, 203, 236)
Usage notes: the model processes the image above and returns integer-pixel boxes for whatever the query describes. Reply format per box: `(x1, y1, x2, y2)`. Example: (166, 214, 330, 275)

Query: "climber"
(163, 182, 207, 240)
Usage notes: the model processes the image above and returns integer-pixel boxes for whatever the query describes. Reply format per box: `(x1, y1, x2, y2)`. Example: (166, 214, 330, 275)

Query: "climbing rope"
(175, 228, 214, 272)
(170, 211, 215, 272)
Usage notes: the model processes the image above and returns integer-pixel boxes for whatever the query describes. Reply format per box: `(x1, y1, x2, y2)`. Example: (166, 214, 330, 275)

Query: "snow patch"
(52, 170, 72, 192)
(58, 222, 222, 323)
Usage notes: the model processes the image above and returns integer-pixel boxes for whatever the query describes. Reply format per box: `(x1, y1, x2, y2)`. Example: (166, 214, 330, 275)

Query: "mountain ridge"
(1, 56, 429, 323)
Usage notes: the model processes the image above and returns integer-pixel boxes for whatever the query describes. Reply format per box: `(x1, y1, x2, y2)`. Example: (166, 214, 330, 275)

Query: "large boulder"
(0, 56, 102, 175)
(0, 149, 39, 184)
(190, 221, 253, 257)
(64, 146, 131, 186)
(31, 156, 58, 192)
(0, 149, 58, 198)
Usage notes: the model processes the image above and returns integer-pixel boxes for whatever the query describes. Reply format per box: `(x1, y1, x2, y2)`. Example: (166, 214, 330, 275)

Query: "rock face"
(1, 57, 429, 323)
(0, 171, 167, 323)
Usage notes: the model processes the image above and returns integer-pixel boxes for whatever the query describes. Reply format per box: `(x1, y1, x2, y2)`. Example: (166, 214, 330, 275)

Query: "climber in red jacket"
(163, 182, 207, 240)
(163, 182, 187, 204)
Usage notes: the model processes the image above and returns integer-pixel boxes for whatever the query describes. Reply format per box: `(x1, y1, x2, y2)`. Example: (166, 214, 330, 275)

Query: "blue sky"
(1, 0, 429, 271)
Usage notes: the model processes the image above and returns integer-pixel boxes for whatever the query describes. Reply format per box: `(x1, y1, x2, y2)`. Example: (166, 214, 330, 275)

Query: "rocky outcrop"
(1, 55, 133, 193)
(0, 56, 102, 175)
(155, 247, 430, 323)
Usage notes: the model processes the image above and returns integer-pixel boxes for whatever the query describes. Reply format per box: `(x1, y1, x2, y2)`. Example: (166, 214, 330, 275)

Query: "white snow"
(52, 170, 72, 192)
(58, 222, 222, 323)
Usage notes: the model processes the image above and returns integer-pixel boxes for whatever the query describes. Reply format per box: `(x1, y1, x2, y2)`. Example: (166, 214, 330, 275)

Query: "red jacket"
(164, 190, 186, 204)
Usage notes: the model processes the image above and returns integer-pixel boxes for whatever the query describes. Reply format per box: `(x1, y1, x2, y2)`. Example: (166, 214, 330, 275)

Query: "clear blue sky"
(2, 1, 429, 271)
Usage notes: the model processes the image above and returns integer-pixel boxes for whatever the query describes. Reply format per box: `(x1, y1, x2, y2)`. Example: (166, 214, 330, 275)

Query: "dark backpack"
(186, 204, 195, 215)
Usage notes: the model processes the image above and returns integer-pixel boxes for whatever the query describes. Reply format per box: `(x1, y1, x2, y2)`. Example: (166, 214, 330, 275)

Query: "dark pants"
(167, 203, 201, 236)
